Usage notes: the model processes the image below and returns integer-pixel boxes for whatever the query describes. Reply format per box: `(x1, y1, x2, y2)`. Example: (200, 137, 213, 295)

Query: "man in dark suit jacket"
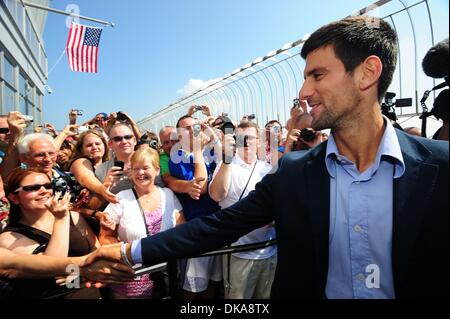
(100, 16, 448, 299)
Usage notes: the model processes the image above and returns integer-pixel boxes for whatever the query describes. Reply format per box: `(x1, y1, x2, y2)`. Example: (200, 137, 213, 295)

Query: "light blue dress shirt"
(325, 119, 405, 299)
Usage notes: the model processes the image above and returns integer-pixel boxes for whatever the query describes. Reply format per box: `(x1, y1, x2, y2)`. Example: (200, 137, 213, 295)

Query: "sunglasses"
(14, 183, 53, 193)
(111, 135, 134, 142)
(0, 128, 9, 134)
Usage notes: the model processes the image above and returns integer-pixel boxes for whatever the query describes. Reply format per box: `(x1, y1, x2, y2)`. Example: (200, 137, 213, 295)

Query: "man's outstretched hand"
(78, 243, 135, 286)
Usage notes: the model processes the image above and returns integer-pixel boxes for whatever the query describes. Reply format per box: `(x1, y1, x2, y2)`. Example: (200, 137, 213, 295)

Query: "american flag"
(66, 22, 103, 73)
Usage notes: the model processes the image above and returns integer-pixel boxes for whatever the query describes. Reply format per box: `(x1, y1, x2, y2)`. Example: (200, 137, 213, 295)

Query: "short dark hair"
(237, 121, 259, 134)
(301, 16, 398, 102)
(265, 120, 282, 129)
(176, 115, 194, 128)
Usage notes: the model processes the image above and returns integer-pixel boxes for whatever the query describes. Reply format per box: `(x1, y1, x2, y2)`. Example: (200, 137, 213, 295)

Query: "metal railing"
(138, 0, 439, 133)
(44, 239, 278, 299)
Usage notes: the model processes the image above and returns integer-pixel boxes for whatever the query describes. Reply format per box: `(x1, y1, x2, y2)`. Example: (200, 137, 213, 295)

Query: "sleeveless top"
(1, 214, 99, 299)
(111, 207, 163, 298)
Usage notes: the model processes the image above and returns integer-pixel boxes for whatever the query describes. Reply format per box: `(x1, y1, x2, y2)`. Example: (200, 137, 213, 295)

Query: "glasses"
(0, 128, 9, 134)
(14, 183, 53, 193)
(33, 151, 57, 159)
(111, 135, 134, 142)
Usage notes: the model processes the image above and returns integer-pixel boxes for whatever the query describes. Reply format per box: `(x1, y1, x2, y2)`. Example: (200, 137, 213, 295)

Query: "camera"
(149, 139, 158, 150)
(77, 126, 89, 134)
(272, 126, 281, 134)
(114, 160, 125, 171)
(293, 98, 300, 108)
(235, 135, 249, 148)
(381, 92, 412, 122)
(219, 117, 236, 135)
(195, 105, 205, 111)
(300, 128, 316, 142)
(247, 114, 256, 121)
(72, 109, 83, 116)
(117, 111, 128, 122)
(52, 172, 82, 203)
(23, 115, 34, 123)
(192, 123, 202, 136)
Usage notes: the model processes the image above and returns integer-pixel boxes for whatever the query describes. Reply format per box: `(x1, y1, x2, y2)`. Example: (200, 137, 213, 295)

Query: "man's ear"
(358, 55, 383, 92)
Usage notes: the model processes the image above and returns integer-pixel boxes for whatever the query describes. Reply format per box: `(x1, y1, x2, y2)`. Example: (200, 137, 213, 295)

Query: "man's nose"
(299, 79, 313, 101)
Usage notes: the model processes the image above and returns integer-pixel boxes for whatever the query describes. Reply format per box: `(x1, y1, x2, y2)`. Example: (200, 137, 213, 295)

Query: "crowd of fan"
(0, 98, 447, 299)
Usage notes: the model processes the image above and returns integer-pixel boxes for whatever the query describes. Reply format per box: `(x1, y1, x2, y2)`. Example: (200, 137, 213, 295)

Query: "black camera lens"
(150, 140, 158, 149)
(117, 112, 127, 121)
(300, 129, 316, 142)
(221, 121, 236, 135)
(193, 124, 202, 136)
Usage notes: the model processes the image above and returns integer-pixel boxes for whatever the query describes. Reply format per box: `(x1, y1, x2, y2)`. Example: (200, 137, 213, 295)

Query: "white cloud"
(177, 78, 222, 97)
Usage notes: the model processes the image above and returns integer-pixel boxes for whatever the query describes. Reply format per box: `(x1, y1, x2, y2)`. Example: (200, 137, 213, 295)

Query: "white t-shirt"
(104, 187, 182, 243)
(210, 154, 277, 260)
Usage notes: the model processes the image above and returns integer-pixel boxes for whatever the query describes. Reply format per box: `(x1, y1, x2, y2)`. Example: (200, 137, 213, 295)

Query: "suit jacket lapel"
(392, 132, 439, 290)
(304, 143, 331, 292)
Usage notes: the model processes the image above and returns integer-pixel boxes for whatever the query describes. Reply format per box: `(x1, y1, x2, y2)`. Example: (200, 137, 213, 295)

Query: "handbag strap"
(132, 188, 150, 237)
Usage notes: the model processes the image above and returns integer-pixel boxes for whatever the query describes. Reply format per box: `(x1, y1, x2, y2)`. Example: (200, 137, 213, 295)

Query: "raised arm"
(70, 158, 118, 204)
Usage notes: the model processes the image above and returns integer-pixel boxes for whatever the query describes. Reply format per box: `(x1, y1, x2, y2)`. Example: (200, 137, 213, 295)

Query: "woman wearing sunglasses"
(0, 168, 101, 298)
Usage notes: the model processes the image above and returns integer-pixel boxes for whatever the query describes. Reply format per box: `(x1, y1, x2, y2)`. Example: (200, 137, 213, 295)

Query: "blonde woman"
(99, 148, 185, 298)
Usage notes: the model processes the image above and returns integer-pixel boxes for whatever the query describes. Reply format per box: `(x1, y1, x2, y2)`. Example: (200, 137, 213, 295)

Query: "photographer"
(187, 105, 212, 118)
(0, 168, 100, 298)
(209, 121, 276, 299)
(0, 112, 28, 180)
(280, 113, 326, 158)
(264, 120, 283, 165)
(82, 112, 109, 131)
(431, 89, 449, 141)
(164, 115, 222, 299)
(105, 111, 142, 140)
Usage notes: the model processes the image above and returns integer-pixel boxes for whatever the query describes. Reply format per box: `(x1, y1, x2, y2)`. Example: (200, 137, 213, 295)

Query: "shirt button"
(357, 273, 366, 281)
(354, 225, 362, 232)
(355, 181, 360, 185)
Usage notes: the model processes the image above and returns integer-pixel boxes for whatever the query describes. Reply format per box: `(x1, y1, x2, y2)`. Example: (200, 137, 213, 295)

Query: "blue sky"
(42, 0, 449, 129)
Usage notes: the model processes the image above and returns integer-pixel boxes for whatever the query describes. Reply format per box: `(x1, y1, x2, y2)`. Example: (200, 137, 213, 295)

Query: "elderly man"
(18, 133, 58, 177)
(159, 126, 178, 178)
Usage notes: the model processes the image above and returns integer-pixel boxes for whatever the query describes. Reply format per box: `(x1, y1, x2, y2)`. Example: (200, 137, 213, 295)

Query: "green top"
(160, 152, 170, 176)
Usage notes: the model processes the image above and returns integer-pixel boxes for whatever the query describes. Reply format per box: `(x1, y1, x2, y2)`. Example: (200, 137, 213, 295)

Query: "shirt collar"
(234, 153, 258, 168)
(325, 117, 405, 179)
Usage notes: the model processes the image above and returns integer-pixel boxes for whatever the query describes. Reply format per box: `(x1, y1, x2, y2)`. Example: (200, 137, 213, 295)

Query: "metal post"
(22, 1, 115, 27)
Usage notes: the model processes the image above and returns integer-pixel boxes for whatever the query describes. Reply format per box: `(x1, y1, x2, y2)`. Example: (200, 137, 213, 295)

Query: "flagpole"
(22, 1, 115, 27)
